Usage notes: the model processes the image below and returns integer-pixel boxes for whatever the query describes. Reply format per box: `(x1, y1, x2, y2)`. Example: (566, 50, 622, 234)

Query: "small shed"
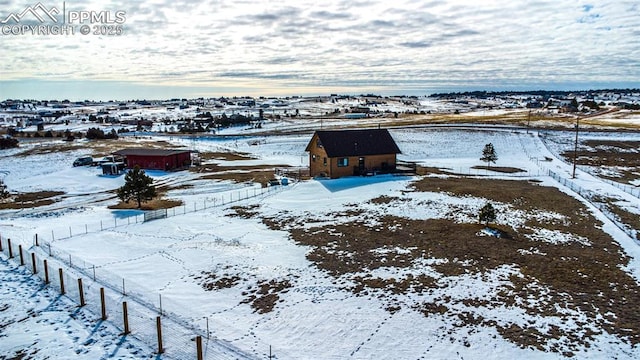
(101, 162, 125, 175)
(305, 128, 401, 178)
(113, 148, 191, 171)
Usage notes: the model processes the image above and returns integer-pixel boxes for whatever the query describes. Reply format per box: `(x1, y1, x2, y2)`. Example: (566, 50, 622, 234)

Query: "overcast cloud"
(0, 0, 638, 99)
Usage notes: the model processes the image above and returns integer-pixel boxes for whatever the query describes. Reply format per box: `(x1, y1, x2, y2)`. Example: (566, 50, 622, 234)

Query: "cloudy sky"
(0, 0, 639, 100)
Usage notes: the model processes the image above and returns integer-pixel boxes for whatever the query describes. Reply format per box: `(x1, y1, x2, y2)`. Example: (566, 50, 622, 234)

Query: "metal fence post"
(31, 253, 37, 274)
(7, 238, 12, 258)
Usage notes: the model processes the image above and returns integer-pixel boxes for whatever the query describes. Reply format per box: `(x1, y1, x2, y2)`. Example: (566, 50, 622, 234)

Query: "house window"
(323, 157, 327, 166)
(312, 154, 317, 162)
(337, 157, 349, 167)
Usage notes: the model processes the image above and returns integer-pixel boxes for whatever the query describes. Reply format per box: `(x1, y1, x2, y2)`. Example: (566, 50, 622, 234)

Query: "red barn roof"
(113, 148, 190, 157)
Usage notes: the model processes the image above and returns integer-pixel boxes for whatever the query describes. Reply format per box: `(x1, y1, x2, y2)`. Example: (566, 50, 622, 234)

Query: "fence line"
(538, 133, 640, 199)
(49, 182, 290, 243)
(548, 170, 638, 241)
(0, 235, 257, 360)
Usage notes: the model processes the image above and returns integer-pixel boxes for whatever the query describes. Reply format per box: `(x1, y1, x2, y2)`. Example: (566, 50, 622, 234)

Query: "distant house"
(113, 148, 191, 171)
(305, 128, 401, 178)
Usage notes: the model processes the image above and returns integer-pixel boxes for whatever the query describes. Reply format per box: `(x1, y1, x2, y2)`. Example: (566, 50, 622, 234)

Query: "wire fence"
(538, 132, 640, 199)
(48, 182, 290, 243)
(548, 170, 638, 241)
(0, 236, 259, 360)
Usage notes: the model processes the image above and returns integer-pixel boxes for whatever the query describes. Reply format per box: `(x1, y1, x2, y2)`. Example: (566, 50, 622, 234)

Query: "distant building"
(305, 128, 401, 178)
(113, 148, 191, 171)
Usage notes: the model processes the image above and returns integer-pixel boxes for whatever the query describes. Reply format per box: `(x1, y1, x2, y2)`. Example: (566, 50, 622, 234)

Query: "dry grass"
(15, 143, 82, 157)
(241, 279, 292, 314)
(15, 138, 188, 158)
(194, 271, 242, 291)
(187, 146, 296, 185)
(415, 166, 453, 176)
(229, 204, 261, 218)
(198, 151, 256, 161)
(590, 195, 640, 240)
(0, 191, 65, 209)
(200, 169, 279, 185)
(107, 198, 183, 210)
(561, 140, 640, 184)
(471, 166, 526, 174)
(258, 176, 640, 351)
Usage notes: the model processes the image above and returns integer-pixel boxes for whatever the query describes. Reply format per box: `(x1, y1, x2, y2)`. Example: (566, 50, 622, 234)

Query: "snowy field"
(1, 126, 640, 359)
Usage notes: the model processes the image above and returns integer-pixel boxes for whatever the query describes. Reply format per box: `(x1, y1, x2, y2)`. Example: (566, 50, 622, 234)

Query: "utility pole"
(572, 116, 580, 179)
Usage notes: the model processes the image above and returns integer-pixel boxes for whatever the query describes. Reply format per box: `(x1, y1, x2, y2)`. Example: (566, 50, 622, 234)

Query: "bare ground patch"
(197, 151, 256, 161)
(107, 198, 183, 210)
(0, 191, 65, 209)
(15, 138, 178, 158)
(590, 195, 640, 240)
(471, 165, 526, 174)
(561, 140, 640, 185)
(194, 271, 242, 291)
(241, 279, 293, 314)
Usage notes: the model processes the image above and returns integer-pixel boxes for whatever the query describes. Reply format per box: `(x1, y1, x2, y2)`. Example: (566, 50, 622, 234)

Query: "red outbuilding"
(113, 148, 191, 171)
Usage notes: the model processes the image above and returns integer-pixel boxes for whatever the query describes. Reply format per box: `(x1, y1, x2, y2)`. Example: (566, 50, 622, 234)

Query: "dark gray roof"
(307, 129, 401, 157)
(113, 148, 190, 157)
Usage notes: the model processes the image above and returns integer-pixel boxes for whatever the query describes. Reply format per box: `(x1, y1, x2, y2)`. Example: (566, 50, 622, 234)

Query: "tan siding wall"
(308, 136, 331, 177)
(328, 154, 397, 178)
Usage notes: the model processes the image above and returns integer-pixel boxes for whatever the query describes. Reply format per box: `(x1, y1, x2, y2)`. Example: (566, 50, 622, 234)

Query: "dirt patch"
(190, 159, 291, 185)
(200, 169, 280, 185)
(194, 271, 242, 291)
(15, 143, 81, 157)
(471, 166, 526, 174)
(561, 140, 640, 184)
(241, 279, 292, 314)
(108, 198, 183, 210)
(198, 151, 256, 161)
(590, 195, 640, 240)
(415, 166, 453, 176)
(229, 204, 261, 218)
(0, 191, 65, 209)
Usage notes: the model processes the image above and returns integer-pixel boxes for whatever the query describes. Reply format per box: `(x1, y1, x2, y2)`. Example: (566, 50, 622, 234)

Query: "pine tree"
(117, 166, 157, 208)
(480, 143, 498, 168)
(0, 179, 9, 199)
(479, 203, 496, 225)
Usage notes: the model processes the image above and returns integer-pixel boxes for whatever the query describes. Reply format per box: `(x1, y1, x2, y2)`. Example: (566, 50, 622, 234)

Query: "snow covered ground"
(1, 125, 640, 359)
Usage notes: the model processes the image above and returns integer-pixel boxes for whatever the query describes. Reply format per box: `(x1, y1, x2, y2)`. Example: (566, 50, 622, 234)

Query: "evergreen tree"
(480, 143, 498, 168)
(0, 179, 9, 199)
(0, 137, 19, 149)
(117, 166, 157, 208)
(479, 203, 496, 225)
